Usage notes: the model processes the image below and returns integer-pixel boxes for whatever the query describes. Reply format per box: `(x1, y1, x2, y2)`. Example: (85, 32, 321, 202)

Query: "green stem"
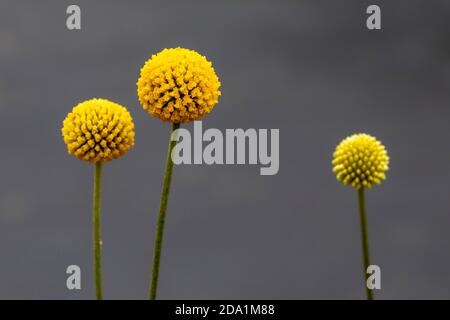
(149, 122, 180, 300)
(93, 162, 103, 300)
(358, 187, 373, 300)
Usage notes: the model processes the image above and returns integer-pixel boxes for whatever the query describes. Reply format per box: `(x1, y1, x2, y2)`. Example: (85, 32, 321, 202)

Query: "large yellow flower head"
(62, 98, 135, 164)
(137, 47, 221, 123)
(332, 133, 389, 189)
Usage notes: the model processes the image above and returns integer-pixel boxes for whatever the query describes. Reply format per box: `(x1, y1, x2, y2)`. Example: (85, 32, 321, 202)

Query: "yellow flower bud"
(137, 48, 221, 123)
(62, 98, 135, 164)
(332, 133, 389, 189)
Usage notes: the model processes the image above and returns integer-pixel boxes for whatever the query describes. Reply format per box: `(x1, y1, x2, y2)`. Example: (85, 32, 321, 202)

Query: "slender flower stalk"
(62, 98, 135, 300)
(357, 188, 373, 300)
(93, 162, 103, 299)
(137, 48, 221, 299)
(332, 133, 389, 300)
(149, 122, 180, 300)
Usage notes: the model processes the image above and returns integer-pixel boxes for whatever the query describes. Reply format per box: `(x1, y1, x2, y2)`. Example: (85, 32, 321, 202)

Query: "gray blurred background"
(0, 0, 449, 299)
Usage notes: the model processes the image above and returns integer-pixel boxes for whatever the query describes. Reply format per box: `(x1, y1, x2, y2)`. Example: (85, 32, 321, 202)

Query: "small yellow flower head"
(62, 98, 135, 164)
(332, 133, 389, 189)
(137, 47, 221, 123)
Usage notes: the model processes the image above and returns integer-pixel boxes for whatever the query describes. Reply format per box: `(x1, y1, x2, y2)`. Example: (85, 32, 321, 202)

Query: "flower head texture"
(137, 47, 221, 123)
(62, 98, 135, 163)
(332, 133, 389, 189)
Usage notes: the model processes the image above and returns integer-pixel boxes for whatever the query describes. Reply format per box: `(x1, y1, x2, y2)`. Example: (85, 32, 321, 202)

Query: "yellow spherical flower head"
(137, 47, 221, 123)
(332, 133, 389, 189)
(62, 98, 135, 163)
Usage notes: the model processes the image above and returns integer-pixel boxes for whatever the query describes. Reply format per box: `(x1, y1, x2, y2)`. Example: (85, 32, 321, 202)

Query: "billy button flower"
(137, 47, 221, 124)
(62, 98, 135, 299)
(137, 48, 221, 299)
(332, 133, 389, 300)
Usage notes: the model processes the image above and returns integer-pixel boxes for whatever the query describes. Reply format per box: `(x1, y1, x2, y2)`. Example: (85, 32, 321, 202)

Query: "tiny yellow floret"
(332, 133, 389, 189)
(62, 98, 135, 163)
(137, 47, 221, 123)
